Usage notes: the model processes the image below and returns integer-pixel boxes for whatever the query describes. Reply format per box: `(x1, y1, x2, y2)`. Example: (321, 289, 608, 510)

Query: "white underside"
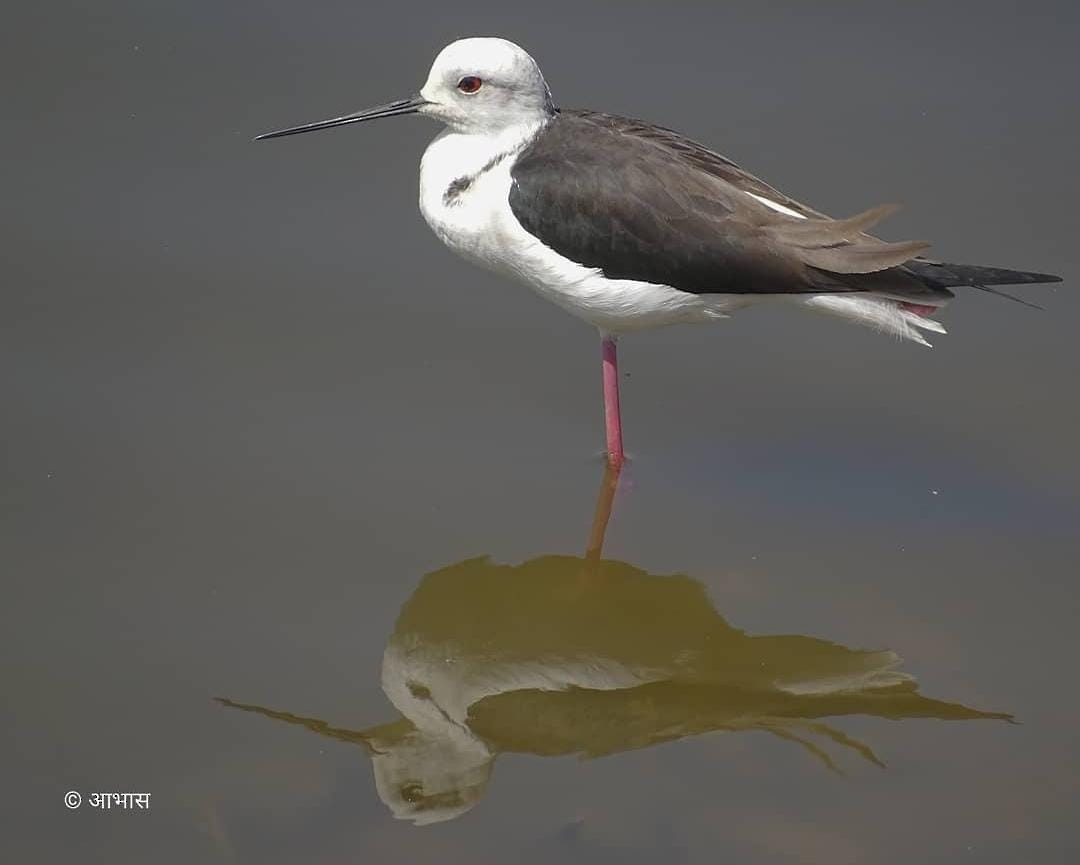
(418, 125, 946, 345)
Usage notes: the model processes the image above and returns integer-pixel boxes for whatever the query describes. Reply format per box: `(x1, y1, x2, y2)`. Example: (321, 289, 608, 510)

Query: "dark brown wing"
(508, 110, 929, 295)
(586, 110, 829, 219)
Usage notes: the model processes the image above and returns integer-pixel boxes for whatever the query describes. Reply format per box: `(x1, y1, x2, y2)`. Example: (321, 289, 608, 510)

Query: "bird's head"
(419, 37, 554, 132)
(256, 37, 554, 141)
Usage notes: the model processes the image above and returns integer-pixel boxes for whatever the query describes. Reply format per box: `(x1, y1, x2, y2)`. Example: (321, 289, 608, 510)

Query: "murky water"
(3, 2, 1078, 863)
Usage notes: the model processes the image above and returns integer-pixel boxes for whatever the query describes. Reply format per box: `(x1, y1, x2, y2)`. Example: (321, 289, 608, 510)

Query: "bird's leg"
(600, 334, 624, 467)
(585, 460, 622, 564)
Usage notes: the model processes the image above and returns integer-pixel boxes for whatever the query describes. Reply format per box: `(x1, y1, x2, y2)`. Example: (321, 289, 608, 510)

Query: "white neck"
(421, 118, 546, 187)
(417, 118, 548, 273)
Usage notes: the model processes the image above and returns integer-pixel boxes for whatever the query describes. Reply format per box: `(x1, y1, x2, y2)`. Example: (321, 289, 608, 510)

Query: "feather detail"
(765, 204, 900, 248)
(798, 239, 931, 275)
(802, 294, 946, 346)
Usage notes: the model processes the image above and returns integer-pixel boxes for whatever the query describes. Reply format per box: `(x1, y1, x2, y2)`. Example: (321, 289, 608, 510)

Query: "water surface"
(3, 2, 1078, 863)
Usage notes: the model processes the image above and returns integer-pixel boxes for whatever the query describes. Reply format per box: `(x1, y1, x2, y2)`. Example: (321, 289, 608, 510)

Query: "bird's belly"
(420, 155, 721, 332)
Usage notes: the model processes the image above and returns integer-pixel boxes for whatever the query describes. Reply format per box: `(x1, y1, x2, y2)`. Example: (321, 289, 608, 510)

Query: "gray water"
(3, 2, 1078, 862)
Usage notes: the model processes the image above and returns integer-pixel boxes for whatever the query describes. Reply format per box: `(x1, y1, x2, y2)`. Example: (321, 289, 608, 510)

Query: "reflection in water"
(219, 466, 1011, 825)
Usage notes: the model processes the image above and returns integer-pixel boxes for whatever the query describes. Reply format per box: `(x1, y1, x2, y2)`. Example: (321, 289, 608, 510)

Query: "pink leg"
(585, 461, 622, 563)
(601, 335, 624, 467)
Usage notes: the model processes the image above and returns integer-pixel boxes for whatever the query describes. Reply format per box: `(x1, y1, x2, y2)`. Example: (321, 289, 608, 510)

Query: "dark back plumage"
(509, 110, 1059, 301)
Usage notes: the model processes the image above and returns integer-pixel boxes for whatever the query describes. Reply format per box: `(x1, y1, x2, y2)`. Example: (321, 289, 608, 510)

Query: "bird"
(256, 36, 1062, 466)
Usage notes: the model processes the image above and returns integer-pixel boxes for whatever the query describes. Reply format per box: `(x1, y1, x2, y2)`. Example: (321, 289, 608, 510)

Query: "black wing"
(508, 110, 931, 296)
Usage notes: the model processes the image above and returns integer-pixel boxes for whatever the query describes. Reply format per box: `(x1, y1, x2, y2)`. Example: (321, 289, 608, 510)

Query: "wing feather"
(766, 204, 900, 248)
(508, 110, 930, 294)
(798, 239, 932, 274)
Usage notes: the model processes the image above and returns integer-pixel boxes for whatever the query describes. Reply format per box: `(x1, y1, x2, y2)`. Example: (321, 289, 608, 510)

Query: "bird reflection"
(218, 465, 1010, 825)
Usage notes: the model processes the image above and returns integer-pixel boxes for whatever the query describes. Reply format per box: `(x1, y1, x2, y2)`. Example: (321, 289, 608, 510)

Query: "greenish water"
(218, 467, 1012, 827)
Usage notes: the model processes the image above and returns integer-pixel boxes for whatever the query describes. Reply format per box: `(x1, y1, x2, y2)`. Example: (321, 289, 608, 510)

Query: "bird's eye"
(457, 76, 483, 94)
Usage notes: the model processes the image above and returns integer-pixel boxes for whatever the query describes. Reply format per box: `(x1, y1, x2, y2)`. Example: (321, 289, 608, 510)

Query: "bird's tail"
(802, 294, 946, 347)
(905, 258, 1061, 287)
(903, 259, 1062, 309)
(799, 258, 1060, 345)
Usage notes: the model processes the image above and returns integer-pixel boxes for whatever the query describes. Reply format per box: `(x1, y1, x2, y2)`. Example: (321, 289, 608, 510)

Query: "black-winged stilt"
(257, 37, 1061, 466)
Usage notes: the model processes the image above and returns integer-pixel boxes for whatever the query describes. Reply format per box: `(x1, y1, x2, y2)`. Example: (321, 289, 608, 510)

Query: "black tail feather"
(903, 258, 1060, 310)
(905, 258, 1062, 288)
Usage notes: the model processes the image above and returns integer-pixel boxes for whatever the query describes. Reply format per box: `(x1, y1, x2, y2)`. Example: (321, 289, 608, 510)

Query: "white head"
(256, 37, 554, 141)
(419, 37, 553, 132)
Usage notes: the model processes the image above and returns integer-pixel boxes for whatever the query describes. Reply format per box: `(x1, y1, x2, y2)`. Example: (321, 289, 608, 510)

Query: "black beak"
(255, 95, 428, 141)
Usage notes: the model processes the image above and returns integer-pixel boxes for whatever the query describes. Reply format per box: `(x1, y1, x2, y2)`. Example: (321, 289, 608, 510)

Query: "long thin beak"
(255, 95, 428, 141)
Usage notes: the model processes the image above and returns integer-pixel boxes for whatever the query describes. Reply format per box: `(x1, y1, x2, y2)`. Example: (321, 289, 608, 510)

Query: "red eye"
(457, 76, 482, 94)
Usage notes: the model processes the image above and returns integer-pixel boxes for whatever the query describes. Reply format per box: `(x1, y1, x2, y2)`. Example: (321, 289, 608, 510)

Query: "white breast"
(418, 127, 523, 273)
(418, 126, 738, 333)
